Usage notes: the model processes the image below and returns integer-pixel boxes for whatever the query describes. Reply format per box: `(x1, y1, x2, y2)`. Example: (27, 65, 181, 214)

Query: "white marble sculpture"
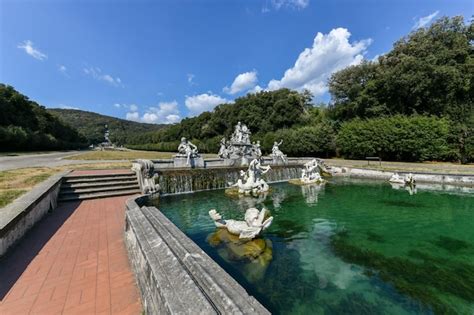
(218, 137, 230, 159)
(252, 141, 262, 158)
(218, 122, 257, 163)
(232, 158, 271, 195)
(271, 140, 287, 163)
(131, 159, 160, 194)
(301, 159, 325, 184)
(177, 137, 199, 166)
(389, 172, 416, 186)
(208, 207, 273, 240)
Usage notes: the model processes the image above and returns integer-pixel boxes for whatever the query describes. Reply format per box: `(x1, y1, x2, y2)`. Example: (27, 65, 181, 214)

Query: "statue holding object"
(271, 140, 287, 163)
(177, 137, 199, 166)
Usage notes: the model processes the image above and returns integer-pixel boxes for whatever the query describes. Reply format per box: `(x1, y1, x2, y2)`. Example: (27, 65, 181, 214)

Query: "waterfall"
(156, 165, 302, 195)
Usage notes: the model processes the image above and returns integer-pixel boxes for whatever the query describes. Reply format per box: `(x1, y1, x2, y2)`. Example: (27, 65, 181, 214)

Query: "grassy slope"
(66, 150, 217, 160)
(48, 108, 166, 144)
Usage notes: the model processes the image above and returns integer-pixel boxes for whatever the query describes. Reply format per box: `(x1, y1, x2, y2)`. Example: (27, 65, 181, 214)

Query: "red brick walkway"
(0, 196, 141, 315)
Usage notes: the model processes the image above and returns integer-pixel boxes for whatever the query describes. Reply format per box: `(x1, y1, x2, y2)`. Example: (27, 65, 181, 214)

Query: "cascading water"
(156, 165, 302, 194)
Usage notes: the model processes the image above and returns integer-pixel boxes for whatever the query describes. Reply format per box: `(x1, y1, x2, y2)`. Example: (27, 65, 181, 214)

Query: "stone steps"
(59, 171, 140, 202)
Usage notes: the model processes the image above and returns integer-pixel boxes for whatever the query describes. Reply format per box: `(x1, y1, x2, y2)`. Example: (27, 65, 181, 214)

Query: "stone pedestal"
(173, 155, 204, 168)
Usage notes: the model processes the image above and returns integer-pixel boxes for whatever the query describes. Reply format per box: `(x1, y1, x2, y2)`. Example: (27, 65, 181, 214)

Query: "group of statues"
(217, 122, 287, 164)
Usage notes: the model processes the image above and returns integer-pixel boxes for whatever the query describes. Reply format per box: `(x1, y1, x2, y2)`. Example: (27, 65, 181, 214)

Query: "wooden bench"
(366, 156, 382, 166)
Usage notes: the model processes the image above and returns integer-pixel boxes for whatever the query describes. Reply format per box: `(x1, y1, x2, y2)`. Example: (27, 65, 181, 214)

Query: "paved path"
(0, 196, 142, 315)
(0, 151, 123, 171)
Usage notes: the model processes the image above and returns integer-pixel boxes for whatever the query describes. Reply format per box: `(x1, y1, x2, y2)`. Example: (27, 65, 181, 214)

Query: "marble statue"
(177, 137, 199, 166)
(389, 172, 416, 186)
(131, 159, 160, 194)
(207, 228, 273, 282)
(271, 140, 287, 163)
(252, 141, 262, 158)
(218, 137, 230, 159)
(218, 122, 257, 164)
(231, 158, 271, 195)
(208, 207, 273, 240)
(300, 159, 325, 184)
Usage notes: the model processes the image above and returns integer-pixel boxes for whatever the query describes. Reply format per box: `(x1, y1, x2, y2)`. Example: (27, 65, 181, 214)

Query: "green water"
(146, 178, 474, 314)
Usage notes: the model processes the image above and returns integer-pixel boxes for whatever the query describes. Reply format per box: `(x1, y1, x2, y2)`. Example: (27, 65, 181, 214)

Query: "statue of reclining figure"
(209, 207, 273, 240)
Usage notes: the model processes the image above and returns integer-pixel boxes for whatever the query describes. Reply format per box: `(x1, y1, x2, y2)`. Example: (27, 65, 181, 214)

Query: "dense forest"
(0, 84, 88, 151)
(48, 108, 165, 145)
(126, 16, 473, 163)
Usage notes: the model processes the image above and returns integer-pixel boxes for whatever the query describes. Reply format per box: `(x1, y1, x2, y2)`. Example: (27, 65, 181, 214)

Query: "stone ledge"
(124, 197, 270, 315)
(0, 170, 70, 257)
(333, 167, 474, 187)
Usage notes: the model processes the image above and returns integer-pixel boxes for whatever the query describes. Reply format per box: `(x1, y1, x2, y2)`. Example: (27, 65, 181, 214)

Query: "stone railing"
(0, 170, 70, 257)
(124, 197, 270, 314)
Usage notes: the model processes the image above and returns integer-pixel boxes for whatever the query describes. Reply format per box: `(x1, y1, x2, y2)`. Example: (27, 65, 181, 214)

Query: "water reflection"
(233, 192, 268, 210)
(207, 228, 273, 282)
(301, 183, 325, 205)
(390, 182, 417, 195)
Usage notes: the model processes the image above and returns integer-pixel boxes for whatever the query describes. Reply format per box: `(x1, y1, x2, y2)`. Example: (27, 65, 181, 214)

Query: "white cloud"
(267, 28, 371, 97)
(58, 65, 68, 75)
(185, 93, 229, 116)
(60, 104, 79, 110)
(139, 101, 181, 124)
(265, 0, 309, 11)
(126, 111, 140, 121)
(248, 85, 263, 94)
(83, 67, 123, 87)
(17, 40, 47, 61)
(413, 11, 439, 30)
(187, 73, 196, 86)
(223, 70, 258, 94)
(129, 104, 138, 111)
(114, 103, 121, 108)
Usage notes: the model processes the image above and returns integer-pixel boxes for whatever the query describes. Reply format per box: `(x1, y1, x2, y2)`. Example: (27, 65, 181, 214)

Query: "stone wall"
(124, 197, 270, 314)
(0, 171, 69, 257)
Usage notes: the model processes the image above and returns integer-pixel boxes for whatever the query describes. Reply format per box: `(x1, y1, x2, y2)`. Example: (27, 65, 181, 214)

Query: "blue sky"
(1, 0, 472, 124)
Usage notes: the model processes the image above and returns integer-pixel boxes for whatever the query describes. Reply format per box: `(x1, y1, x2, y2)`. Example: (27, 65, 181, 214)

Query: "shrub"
(336, 115, 451, 161)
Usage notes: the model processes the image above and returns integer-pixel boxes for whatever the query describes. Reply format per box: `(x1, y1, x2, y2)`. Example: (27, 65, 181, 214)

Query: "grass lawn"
(0, 162, 132, 209)
(66, 150, 217, 161)
(326, 158, 474, 174)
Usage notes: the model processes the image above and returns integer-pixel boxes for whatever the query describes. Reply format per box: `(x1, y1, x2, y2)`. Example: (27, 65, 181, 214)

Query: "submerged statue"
(229, 158, 271, 195)
(177, 137, 199, 166)
(207, 228, 273, 282)
(271, 140, 287, 163)
(208, 207, 273, 240)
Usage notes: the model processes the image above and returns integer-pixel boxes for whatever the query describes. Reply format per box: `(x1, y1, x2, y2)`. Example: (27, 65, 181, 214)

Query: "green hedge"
(336, 115, 451, 161)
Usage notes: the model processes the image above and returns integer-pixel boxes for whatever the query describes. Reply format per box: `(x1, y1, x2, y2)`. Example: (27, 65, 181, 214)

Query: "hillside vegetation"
(48, 108, 166, 145)
(0, 84, 87, 151)
(126, 16, 473, 163)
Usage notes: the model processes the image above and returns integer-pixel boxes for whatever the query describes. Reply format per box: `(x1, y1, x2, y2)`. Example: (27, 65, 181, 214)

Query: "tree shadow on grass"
(0, 200, 80, 300)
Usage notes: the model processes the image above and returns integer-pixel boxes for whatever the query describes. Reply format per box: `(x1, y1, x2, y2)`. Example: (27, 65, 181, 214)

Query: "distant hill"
(48, 108, 166, 145)
(0, 84, 88, 151)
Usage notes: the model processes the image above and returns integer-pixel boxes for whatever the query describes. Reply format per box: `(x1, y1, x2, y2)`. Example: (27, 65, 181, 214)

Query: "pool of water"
(145, 178, 474, 314)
